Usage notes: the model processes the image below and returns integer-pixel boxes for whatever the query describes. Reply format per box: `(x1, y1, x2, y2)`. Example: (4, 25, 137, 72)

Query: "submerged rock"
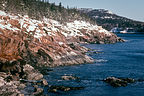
(33, 87, 44, 96)
(86, 51, 104, 56)
(48, 85, 84, 93)
(40, 68, 53, 75)
(41, 79, 48, 86)
(104, 77, 135, 87)
(61, 75, 79, 80)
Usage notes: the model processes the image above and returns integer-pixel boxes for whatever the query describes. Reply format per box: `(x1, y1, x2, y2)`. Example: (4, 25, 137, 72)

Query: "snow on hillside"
(0, 9, 123, 70)
(0, 10, 112, 41)
(62, 20, 111, 37)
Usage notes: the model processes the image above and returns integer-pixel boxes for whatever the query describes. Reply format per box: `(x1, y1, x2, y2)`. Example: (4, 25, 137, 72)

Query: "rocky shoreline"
(0, 10, 124, 95)
(0, 64, 45, 95)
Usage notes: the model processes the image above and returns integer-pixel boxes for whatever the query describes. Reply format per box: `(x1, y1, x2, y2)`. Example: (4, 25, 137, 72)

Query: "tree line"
(0, 0, 93, 24)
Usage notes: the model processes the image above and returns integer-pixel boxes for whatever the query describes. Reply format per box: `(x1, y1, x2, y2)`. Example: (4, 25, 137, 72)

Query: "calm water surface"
(45, 33, 144, 96)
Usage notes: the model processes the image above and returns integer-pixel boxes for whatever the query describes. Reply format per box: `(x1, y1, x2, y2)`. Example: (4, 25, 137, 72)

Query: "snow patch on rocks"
(61, 20, 111, 37)
(0, 10, 7, 16)
(0, 10, 112, 42)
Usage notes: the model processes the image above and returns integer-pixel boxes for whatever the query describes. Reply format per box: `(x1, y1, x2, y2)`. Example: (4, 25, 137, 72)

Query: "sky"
(48, 0, 144, 22)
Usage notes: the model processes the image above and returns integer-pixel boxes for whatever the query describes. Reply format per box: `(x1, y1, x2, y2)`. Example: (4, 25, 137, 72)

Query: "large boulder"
(23, 64, 43, 81)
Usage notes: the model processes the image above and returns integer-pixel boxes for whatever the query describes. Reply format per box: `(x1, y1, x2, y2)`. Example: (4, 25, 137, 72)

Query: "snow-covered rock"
(0, 10, 123, 68)
(0, 10, 115, 42)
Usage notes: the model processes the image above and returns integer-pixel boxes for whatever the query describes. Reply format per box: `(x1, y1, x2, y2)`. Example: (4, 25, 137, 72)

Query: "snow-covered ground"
(0, 10, 112, 40)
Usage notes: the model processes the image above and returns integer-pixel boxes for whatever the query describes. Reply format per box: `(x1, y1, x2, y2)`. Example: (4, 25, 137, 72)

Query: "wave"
(94, 59, 108, 63)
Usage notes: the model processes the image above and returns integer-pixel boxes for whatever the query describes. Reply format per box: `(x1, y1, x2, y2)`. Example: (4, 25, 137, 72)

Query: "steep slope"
(79, 8, 144, 31)
(0, 1, 124, 95)
(0, 10, 123, 69)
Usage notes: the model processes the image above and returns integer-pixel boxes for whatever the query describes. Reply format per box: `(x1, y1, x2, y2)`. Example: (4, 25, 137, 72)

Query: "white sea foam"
(95, 59, 108, 63)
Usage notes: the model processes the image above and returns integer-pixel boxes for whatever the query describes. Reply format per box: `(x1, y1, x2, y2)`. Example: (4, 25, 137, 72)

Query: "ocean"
(45, 33, 144, 96)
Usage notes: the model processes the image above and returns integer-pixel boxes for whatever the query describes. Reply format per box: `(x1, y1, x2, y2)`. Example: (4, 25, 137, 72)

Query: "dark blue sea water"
(45, 33, 144, 96)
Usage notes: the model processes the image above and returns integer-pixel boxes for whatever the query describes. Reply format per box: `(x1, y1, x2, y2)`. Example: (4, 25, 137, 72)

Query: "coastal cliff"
(0, 10, 123, 69)
(0, 0, 123, 95)
(0, 10, 123, 95)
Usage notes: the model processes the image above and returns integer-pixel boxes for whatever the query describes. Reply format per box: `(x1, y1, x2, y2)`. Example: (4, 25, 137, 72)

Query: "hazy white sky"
(48, 0, 144, 22)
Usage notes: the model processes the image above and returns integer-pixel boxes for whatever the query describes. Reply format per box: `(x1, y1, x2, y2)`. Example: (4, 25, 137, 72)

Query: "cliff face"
(0, 10, 123, 72)
(0, 9, 124, 95)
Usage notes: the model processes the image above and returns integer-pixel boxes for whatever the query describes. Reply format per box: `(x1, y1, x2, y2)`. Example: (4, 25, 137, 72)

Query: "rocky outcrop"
(0, 10, 123, 69)
(0, 64, 44, 95)
(23, 64, 43, 80)
(33, 87, 44, 96)
(0, 72, 23, 95)
(104, 77, 135, 87)
(61, 75, 79, 80)
(48, 85, 84, 93)
(0, 10, 123, 95)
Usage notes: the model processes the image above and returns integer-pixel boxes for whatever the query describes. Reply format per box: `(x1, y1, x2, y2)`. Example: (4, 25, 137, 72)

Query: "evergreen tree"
(58, 2, 62, 12)
(50, 3, 56, 11)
